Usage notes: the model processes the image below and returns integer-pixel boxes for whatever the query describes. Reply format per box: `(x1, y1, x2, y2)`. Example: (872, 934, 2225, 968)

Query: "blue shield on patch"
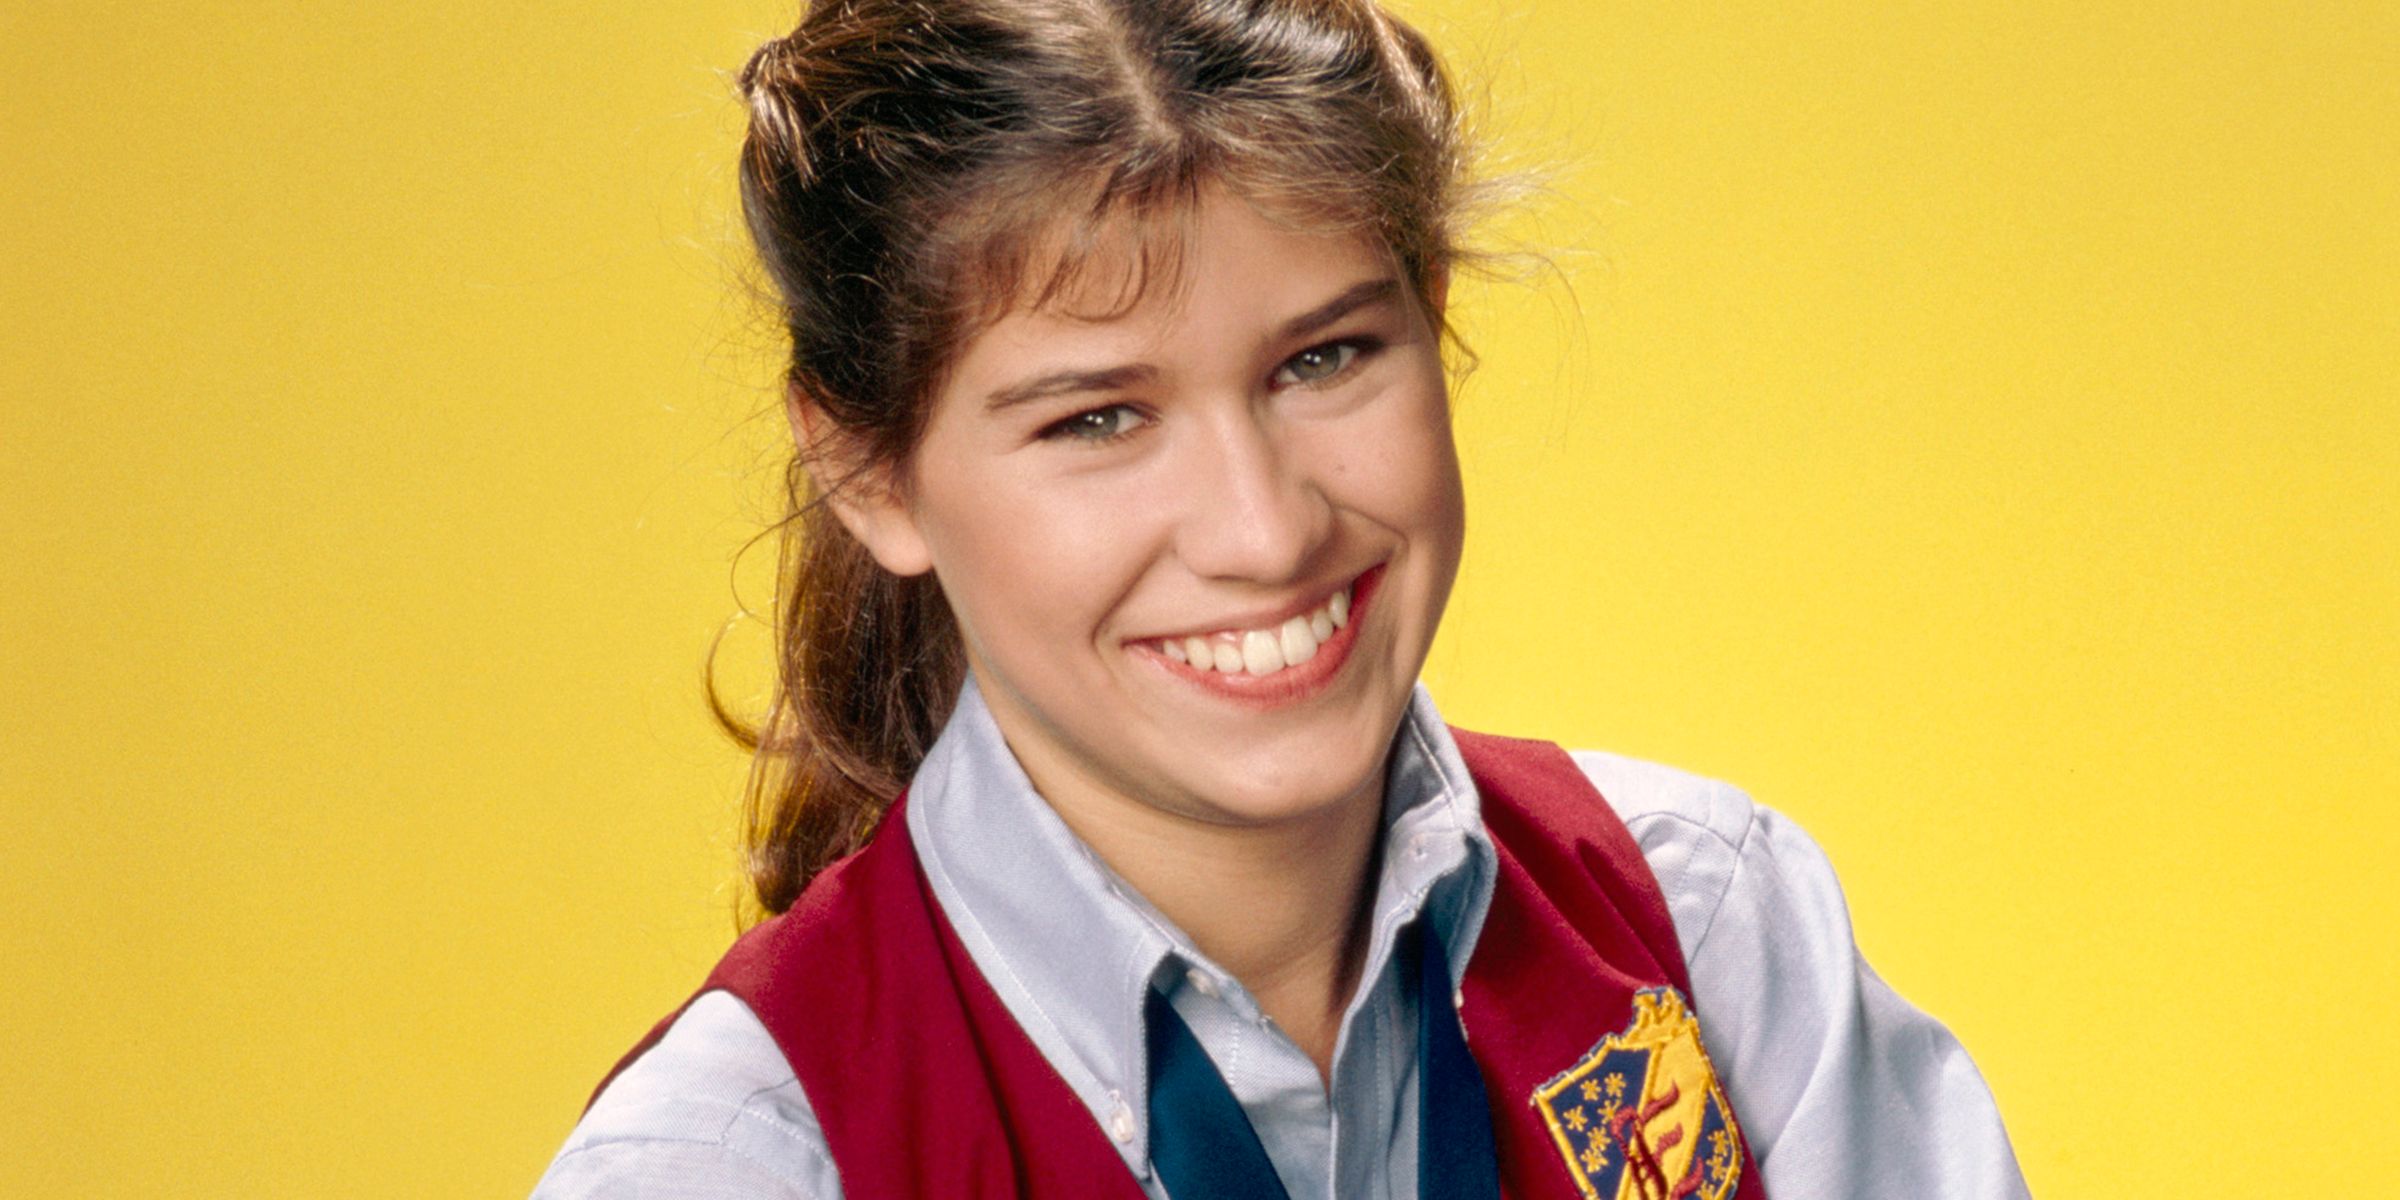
(1529, 988, 1744, 1200)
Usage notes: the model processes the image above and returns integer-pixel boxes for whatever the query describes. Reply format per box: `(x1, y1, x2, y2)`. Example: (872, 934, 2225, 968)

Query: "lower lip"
(1132, 565, 1387, 709)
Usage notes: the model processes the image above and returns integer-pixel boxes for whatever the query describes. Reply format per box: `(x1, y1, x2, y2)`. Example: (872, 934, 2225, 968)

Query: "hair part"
(717, 0, 1499, 917)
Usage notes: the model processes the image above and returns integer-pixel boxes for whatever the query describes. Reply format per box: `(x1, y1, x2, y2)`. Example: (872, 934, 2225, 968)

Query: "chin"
(1164, 709, 1400, 828)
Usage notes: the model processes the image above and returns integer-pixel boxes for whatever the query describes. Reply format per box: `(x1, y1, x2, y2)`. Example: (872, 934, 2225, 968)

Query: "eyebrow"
(1279, 276, 1401, 342)
(982, 276, 1402, 413)
(985, 363, 1161, 413)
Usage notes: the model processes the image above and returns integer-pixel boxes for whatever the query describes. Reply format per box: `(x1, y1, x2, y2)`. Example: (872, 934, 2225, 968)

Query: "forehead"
(955, 187, 1399, 365)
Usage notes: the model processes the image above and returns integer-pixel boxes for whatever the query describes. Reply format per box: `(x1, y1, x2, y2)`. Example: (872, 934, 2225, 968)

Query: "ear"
(785, 383, 935, 577)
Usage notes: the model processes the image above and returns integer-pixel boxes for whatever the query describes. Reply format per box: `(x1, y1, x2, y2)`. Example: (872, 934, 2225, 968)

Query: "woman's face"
(836, 187, 1464, 833)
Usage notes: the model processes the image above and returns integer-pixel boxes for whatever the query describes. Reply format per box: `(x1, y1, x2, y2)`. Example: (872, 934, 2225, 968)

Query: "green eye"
(1041, 404, 1147, 443)
(1275, 339, 1369, 386)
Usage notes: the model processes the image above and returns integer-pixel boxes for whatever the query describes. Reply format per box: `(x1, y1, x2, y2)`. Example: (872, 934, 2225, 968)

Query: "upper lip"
(1126, 567, 1369, 643)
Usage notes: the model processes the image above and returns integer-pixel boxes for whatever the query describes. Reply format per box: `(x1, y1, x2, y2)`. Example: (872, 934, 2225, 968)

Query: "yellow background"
(3, 1, 2392, 1194)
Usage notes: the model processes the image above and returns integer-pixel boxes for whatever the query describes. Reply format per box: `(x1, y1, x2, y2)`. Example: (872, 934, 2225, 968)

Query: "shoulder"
(1565, 749, 2031, 1195)
(1561, 747, 1878, 1011)
(1565, 748, 1780, 965)
(531, 991, 842, 1200)
(1568, 747, 1761, 852)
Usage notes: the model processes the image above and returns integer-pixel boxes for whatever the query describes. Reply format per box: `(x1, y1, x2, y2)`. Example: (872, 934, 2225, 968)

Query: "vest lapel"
(1453, 729, 1767, 1200)
(603, 794, 1147, 1199)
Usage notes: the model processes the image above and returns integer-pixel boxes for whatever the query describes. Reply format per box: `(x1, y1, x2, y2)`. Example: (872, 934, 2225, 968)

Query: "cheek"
(1341, 386, 1466, 546)
(912, 457, 1142, 655)
(1415, 407, 1468, 532)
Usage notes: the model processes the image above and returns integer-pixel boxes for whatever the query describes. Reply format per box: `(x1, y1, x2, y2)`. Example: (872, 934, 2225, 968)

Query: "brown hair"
(721, 0, 1490, 915)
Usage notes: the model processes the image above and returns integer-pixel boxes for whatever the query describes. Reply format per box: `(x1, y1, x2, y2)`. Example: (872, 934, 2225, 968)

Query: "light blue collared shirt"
(906, 679, 1495, 1197)
(535, 680, 2030, 1199)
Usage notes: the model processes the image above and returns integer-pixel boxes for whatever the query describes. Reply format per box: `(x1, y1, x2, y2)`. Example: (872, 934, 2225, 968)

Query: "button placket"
(1107, 1090, 1136, 1144)
(1185, 967, 1219, 999)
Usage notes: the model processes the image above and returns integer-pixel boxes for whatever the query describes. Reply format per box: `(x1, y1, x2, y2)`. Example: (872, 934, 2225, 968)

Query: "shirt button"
(1185, 968, 1219, 998)
(1409, 833, 1431, 861)
(1109, 1100, 1135, 1144)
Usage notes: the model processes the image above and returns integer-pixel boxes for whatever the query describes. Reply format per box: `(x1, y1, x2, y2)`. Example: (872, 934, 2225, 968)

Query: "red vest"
(600, 730, 1766, 1200)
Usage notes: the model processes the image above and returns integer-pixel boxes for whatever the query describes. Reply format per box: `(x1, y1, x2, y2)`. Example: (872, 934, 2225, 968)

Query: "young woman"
(536, 1, 2029, 1197)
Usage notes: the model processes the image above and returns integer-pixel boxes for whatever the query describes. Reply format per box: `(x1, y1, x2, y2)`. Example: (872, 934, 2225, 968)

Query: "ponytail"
(716, 461, 964, 916)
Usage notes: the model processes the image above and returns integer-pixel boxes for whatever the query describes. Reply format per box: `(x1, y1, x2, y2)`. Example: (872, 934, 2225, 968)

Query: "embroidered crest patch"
(1531, 988, 1743, 1200)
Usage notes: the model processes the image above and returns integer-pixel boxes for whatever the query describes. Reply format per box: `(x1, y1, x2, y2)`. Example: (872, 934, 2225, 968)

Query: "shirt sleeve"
(529, 991, 845, 1200)
(1682, 804, 2029, 1198)
(1574, 751, 2031, 1200)
(533, 1139, 817, 1200)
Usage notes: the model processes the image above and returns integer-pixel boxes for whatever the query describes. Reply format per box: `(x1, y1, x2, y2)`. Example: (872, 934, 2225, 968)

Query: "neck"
(1044, 773, 1388, 1084)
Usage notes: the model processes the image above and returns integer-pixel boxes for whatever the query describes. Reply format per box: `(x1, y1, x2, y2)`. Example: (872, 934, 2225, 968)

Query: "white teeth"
(1241, 629, 1284, 675)
(1210, 641, 1244, 673)
(1154, 583, 1355, 676)
(1278, 615, 1318, 666)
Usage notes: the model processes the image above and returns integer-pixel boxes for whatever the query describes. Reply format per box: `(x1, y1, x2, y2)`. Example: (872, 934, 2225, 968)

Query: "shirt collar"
(905, 675, 1497, 1176)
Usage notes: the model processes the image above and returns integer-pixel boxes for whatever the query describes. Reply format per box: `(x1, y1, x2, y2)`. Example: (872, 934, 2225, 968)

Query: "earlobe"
(786, 383, 936, 578)
(828, 475, 936, 578)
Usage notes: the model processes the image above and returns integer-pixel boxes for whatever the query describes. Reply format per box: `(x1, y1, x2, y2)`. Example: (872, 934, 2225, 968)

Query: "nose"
(1170, 404, 1334, 585)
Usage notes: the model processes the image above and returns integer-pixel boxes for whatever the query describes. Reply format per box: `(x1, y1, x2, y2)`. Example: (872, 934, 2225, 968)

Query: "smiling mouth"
(1129, 565, 1386, 704)
(1148, 583, 1353, 676)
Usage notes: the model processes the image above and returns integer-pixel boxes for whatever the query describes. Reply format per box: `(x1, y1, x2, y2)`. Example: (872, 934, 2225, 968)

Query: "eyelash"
(1034, 336, 1386, 446)
(1038, 404, 1151, 445)
(1273, 335, 1384, 388)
